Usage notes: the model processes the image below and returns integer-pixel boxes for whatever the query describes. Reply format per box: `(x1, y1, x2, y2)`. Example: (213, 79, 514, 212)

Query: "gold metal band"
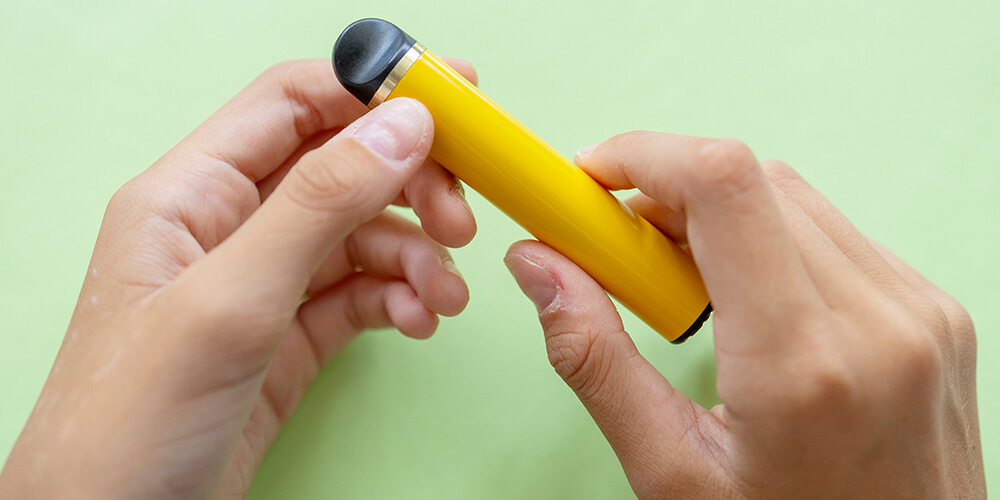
(368, 42, 426, 108)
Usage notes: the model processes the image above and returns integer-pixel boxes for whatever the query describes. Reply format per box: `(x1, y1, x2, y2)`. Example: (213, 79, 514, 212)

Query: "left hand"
(0, 58, 478, 499)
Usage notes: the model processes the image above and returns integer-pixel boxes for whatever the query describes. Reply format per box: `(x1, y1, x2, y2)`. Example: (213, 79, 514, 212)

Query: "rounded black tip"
(670, 302, 712, 344)
(332, 18, 416, 105)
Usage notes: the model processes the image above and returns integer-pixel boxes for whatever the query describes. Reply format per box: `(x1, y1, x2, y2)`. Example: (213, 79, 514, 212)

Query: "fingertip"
(387, 283, 439, 339)
(434, 258, 470, 317)
(387, 95, 433, 121)
(444, 188, 478, 248)
(625, 193, 689, 245)
(351, 97, 434, 163)
(574, 142, 600, 163)
(411, 251, 469, 317)
(390, 191, 411, 208)
(571, 137, 638, 192)
(443, 57, 478, 86)
(503, 240, 532, 273)
(504, 240, 561, 270)
(232, 98, 438, 294)
(505, 241, 624, 332)
(409, 162, 478, 248)
(452, 180, 477, 239)
(424, 188, 477, 248)
(505, 239, 538, 258)
(504, 241, 561, 312)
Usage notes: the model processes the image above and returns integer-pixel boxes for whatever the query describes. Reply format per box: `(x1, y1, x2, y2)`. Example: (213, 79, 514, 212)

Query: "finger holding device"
(332, 18, 710, 342)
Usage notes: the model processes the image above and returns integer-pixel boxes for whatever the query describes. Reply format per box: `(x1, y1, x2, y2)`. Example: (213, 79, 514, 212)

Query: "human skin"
(505, 133, 986, 498)
(0, 59, 479, 499)
(0, 58, 986, 498)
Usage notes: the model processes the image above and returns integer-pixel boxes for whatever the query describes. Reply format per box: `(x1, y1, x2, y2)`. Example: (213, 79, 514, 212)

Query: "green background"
(1, 0, 997, 497)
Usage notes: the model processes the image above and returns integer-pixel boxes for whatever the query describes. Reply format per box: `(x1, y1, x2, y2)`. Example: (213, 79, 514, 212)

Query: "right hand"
(505, 132, 985, 498)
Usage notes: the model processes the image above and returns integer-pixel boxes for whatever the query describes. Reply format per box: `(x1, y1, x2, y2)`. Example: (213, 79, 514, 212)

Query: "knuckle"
(176, 286, 282, 356)
(917, 298, 953, 338)
(774, 316, 858, 412)
(608, 130, 661, 149)
(946, 299, 975, 336)
(760, 159, 802, 188)
(892, 325, 944, 386)
(876, 306, 944, 387)
(202, 168, 259, 221)
(951, 311, 977, 363)
(691, 138, 761, 197)
(259, 61, 327, 138)
(184, 288, 245, 329)
(595, 131, 653, 164)
(543, 323, 612, 401)
(107, 176, 149, 213)
(107, 183, 134, 213)
(785, 358, 855, 411)
(600, 130, 666, 165)
(176, 164, 259, 236)
(285, 149, 371, 215)
(259, 60, 301, 81)
(937, 294, 977, 355)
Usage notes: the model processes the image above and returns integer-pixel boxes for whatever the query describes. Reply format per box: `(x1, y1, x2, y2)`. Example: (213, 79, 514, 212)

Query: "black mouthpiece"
(332, 18, 417, 105)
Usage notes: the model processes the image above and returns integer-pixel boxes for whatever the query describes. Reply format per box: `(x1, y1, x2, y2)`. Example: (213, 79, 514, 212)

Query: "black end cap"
(332, 18, 416, 105)
(670, 302, 712, 344)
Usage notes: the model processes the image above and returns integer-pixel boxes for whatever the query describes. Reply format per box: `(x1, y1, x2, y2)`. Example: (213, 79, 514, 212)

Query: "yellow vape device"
(332, 19, 711, 342)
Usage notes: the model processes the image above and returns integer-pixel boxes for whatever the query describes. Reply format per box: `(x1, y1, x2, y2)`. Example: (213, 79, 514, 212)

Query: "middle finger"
(306, 211, 470, 317)
(761, 160, 946, 330)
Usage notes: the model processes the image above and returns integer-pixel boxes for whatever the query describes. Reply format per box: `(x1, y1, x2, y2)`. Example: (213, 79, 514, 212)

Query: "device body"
(333, 19, 711, 342)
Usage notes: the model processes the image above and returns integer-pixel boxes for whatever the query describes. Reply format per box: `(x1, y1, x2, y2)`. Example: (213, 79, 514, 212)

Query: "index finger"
(173, 58, 479, 183)
(575, 132, 824, 353)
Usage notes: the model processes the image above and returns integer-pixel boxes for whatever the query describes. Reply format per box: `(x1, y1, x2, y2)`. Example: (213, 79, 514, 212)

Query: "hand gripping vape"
(332, 18, 711, 342)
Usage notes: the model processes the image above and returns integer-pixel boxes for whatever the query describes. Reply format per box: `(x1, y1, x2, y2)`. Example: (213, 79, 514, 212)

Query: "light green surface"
(1, 1, 997, 497)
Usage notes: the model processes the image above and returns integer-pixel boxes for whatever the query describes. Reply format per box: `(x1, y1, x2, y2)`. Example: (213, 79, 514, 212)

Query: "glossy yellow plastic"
(386, 50, 710, 341)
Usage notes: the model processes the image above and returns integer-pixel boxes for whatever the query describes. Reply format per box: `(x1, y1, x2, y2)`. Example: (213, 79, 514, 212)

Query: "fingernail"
(442, 257, 464, 280)
(576, 142, 600, 159)
(354, 98, 429, 161)
(504, 254, 558, 311)
(451, 180, 471, 209)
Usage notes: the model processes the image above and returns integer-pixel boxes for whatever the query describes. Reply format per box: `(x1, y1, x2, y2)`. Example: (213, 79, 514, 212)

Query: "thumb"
(174, 97, 433, 329)
(505, 240, 728, 498)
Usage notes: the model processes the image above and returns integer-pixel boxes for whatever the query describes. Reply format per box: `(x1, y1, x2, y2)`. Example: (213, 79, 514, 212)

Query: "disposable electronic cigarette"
(332, 18, 711, 342)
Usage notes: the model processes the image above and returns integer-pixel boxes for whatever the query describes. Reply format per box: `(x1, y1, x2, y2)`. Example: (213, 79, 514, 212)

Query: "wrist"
(1, 433, 101, 499)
